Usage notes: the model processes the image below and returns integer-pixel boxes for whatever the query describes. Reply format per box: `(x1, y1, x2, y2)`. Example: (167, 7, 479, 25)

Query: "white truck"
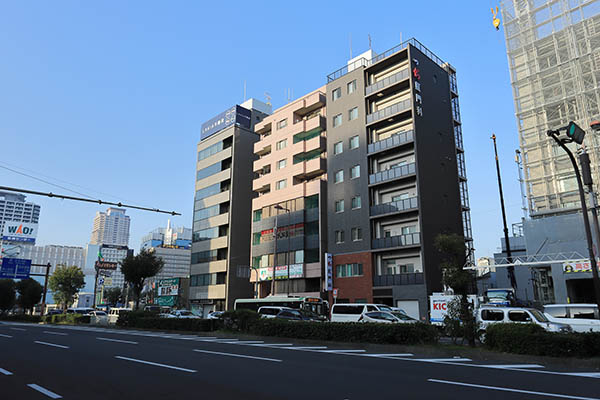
(429, 293, 479, 326)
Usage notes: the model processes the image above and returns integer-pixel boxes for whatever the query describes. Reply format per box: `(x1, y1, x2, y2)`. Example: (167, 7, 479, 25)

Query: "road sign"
(0, 258, 32, 279)
(333, 288, 338, 298)
(98, 278, 104, 286)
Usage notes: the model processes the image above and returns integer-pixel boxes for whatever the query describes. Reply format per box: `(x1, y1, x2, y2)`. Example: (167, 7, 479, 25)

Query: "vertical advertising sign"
(325, 253, 333, 291)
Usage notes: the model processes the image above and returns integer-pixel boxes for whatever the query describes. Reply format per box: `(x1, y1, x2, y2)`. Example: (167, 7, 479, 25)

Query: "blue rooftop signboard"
(200, 105, 251, 140)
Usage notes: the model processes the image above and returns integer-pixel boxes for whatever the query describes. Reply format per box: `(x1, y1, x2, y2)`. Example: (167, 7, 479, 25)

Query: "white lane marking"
(564, 373, 600, 378)
(484, 364, 544, 369)
(43, 331, 68, 336)
(207, 338, 239, 342)
(115, 356, 196, 373)
(96, 337, 138, 345)
(229, 341, 265, 345)
(27, 384, 62, 399)
(417, 358, 472, 362)
(9, 327, 26, 331)
(428, 378, 600, 400)
(193, 349, 282, 362)
(319, 349, 366, 353)
(249, 343, 294, 347)
(0, 367, 13, 375)
(34, 341, 69, 349)
(364, 353, 414, 357)
(0, 333, 13, 338)
(287, 346, 328, 350)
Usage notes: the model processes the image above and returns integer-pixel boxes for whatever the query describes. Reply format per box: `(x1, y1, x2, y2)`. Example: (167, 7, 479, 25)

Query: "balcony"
(253, 177, 270, 193)
(365, 68, 410, 96)
(294, 93, 326, 116)
(372, 232, 420, 250)
(373, 273, 424, 286)
(366, 98, 411, 125)
(370, 197, 418, 217)
(368, 130, 414, 155)
(369, 162, 415, 185)
(293, 157, 326, 181)
(303, 115, 326, 132)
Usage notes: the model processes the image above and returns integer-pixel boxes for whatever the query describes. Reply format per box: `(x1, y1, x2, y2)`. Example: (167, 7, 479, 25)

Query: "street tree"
(120, 249, 163, 310)
(0, 279, 16, 314)
(48, 265, 86, 310)
(16, 278, 43, 314)
(104, 287, 122, 306)
(434, 233, 477, 346)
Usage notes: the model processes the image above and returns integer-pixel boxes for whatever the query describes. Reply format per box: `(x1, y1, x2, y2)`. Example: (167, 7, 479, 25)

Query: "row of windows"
(196, 161, 224, 181)
(334, 228, 363, 243)
(192, 227, 220, 242)
(336, 263, 363, 278)
(193, 204, 221, 222)
(253, 223, 309, 245)
(251, 248, 320, 269)
(253, 195, 319, 222)
(334, 196, 361, 213)
(334, 135, 359, 154)
(332, 80, 357, 101)
(191, 249, 227, 264)
(332, 107, 359, 127)
(194, 183, 221, 201)
(198, 140, 229, 162)
(334, 165, 360, 183)
(190, 272, 226, 287)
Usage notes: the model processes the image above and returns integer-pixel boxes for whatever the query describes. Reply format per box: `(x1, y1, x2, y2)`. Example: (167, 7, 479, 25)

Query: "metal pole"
(271, 214, 278, 296)
(41, 263, 50, 316)
(92, 265, 98, 309)
(492, 134, 516, 289)
(580, 150, 600, 257)
(286, 209, 291, 297)
(548, 132, 600, 311)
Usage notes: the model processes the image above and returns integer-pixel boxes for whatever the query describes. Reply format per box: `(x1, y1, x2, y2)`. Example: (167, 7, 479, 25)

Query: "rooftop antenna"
(243, 80, 247, 101)
(264, 92, 271, 107)
(399, 32, 403, 45)
(368, 34, 372, 49)
(349, 33, 353, 59)
(286, 88, 291, 103)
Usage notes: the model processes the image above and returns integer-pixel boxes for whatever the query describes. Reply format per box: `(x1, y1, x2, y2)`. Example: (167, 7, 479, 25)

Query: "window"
(192, 227, 220, 242)
(253, 210, 262, 222)
(277, 159, 287, 170)
(276, 179, 287, 190)
(481, 309, 504, 321)
(348, 107, 358, 121)
(198, 141, 225, 162)
(401, 225, 417, 235)
(351, 196, 361, 209)
(277, 119, 288, 129)
(350, 165, 360, 179)
(334, 170, 344, 183)
(392, 193, 410, 202)
(333, 114, 342, 127)
(276, 139, 287, 150)
(196, 161, 223, 181)
(335, 200, 344, 213)
(351, 227, 362, 241)
(332, 87, 341, 101)
(347, 80, 356, 94)
(508, 311, 531, 322)
(194, 204, 220, 221)
(334, 141, 343, 155)
(335, 230, 345, 243)
(336, 263, 363, 277)
(545, 306, 567, 318)
(349, 135, 359, 149)
(571, 307, 596, 319)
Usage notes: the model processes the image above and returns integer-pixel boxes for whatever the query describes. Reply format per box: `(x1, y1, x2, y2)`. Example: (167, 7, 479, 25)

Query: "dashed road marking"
(484, 364, 544, 369)
(0, 367, 13, 375)
(193, 349, 282, 362)
(115, 356, 197, 373)
(9, 327, 26, 331)
(319, 349, 367, 354)
(363, 353, 415, 357)
(96, 337, 138, 345)
(43, 331, 68, 336)
(34, 341, 69, 349)
(0, 333, 12, 338)
(417, 358, 472, 362)
(27, 384, 62, 399)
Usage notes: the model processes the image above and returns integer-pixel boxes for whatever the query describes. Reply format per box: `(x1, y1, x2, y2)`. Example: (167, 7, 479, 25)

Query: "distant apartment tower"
(141, 221, 191, 281)
(90, 207, 130, 246)
(251, 88, 327, 297)
(19, 245, 84, 274)
(325, 40, 471, 319)
(0, 191, 41, 237)
(189, 99, 271, 315)
(500, 0, 600, 215)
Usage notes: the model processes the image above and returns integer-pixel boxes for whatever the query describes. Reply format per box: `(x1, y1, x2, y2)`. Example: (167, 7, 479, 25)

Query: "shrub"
(484, 323, 600, 358)
(0, 314, 41, 323)
(42, 314, 90, 325)
(221, 309, 261, 332)
(116, 311, 220, 331)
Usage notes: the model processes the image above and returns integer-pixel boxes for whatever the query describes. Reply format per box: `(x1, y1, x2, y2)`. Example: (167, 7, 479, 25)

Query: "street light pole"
(547, 128, 600, 311)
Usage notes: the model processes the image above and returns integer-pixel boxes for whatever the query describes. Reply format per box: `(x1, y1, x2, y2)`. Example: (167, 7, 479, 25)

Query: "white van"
(477, 306, 571, 333)
(330, 304, 394, 322)
(544, 304, 600, 332)
(108, 308, 132, 324)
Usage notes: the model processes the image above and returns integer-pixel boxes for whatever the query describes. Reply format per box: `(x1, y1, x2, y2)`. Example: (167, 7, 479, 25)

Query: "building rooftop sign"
(201, 105, 251, 141)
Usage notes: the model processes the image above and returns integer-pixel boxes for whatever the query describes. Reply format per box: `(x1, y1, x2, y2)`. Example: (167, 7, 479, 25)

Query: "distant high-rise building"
(0, 191, 41, 238)
(90, 208, 130, 246)
(141, 221, 191, 281)
(19, 245, 85, 274)
(141, 220, 192, 250)
(501, 0, 600, 215)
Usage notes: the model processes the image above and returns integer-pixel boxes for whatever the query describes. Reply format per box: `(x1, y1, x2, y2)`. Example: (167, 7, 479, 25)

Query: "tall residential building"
(90, 207, 130, 246)
(189, 98, 271, 315)
(0, 191, 41, 238)
(325, 40, 471, 319)
(250, 88, 327, 298)
(140, 221, 191, 281)
(501, 0, 600, 215)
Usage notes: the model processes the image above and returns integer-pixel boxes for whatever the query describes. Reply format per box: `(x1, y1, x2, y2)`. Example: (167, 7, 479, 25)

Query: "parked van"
(330, 304, 394, 322)
(257, 306, 292, 319)
(544, 304, 600, 332)
(108, 308, 132, 324)
(477, 306, 571, 333)
(65, 307, 95, 315)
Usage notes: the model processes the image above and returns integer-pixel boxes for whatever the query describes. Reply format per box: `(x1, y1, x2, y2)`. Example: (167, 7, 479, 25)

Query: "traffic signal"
(566, 121, 586, 144)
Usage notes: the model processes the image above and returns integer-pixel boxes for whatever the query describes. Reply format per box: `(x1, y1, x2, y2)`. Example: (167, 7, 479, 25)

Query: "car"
(108, 308, 133, 324)
(66, 307, 95, 315)
(477, 306, 572, 333)
(358, 311, 417, 324)
(258, 306, 293, 319)
(88, 310, 108, 325)
(169, 310, 200, 319)
(206, 311, 224, 320)
(46, 309, 63, 316)
(544, 304, 600, 332)
(330, 304, 395, 322)
(143, 305, 162, 313)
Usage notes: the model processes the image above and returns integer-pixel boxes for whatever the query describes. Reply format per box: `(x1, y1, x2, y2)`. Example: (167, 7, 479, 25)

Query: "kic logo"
(7, 224, 34, 235)
(433, 301, 447, 311)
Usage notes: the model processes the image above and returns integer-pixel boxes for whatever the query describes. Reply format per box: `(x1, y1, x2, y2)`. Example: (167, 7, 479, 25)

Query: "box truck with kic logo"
(429, 293, 479, 326)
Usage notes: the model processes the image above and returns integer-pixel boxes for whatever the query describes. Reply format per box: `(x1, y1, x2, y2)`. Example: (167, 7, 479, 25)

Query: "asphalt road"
(1, 321, 600, 400)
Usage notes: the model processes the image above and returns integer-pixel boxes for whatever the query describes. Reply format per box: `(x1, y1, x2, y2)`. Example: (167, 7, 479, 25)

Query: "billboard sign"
(2, 222, 38, 243)
(158, 278, 179, 296)
(258, 267, 272, 281)
(289, 264, 303, 279)
(0, 258, 32, 279)
(95, 261, 118, 270)
(201, 105, 252, 140)
(563, 260, 600, 274)
(325, 253, 333, 291)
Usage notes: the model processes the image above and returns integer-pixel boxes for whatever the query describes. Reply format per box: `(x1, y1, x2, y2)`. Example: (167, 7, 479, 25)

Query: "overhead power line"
(0, 186, 180, 216)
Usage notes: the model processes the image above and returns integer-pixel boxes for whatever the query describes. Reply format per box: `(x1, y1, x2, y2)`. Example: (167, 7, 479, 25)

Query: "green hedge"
(485, 323, 600, 358)
(117, 311, 220, 332)
(0, 314, 42, 323)
(42, 314, 90, 324)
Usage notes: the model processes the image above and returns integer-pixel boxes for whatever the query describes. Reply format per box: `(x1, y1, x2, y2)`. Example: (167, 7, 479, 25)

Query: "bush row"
(41, 314, 90, 324)
(0, 314, 42, 323)
(484, 323, 600, 358)
(116, 311, 220, 331)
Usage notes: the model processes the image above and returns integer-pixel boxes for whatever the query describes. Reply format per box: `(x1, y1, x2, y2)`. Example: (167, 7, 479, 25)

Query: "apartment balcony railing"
(372, 232, 420, 250)
(373, 273, 424, 286)
(365, 68, 409, 96)
(370, 196, 418, 217)
(367, 130, 413, 154)
(366, 99, 411, 125)
(369, 162, 416, 185)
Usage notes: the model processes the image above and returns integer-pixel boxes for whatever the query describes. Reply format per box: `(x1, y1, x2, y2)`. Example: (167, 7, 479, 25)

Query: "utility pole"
(491, 134, 516, 289)
(580, 149, 600, 257)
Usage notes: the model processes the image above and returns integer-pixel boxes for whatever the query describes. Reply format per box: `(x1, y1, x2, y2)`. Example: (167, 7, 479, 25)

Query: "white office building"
(19, 245, 84, 275)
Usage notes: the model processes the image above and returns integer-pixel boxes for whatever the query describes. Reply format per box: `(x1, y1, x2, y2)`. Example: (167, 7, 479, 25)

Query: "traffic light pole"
(548, 131, 600, 311)
(580, 150, 600, 267)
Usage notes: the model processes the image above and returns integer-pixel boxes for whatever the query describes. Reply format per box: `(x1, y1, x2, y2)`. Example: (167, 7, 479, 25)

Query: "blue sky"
(0, 1, 523, 258)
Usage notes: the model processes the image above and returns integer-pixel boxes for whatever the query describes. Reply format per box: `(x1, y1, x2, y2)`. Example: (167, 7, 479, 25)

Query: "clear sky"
(0, 0, 524, 258)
